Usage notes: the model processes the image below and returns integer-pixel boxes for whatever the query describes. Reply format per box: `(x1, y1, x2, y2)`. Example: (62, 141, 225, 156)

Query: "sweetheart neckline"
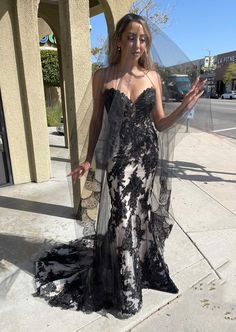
(103, 87, 155, 105)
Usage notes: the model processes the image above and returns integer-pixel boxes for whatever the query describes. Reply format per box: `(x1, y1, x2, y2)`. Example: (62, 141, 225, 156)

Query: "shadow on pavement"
(0, 196, 74, 219)
(170, 160, 236, 183)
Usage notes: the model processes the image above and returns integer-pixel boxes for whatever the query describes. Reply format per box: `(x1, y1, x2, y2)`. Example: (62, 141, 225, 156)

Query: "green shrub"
(41, 50, 60, 87)
(46, 104, 62, 126)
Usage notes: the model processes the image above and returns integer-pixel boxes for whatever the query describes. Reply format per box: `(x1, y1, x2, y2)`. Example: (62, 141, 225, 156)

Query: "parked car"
(220, 91, 236, 99)
(56, 116, 64, 135)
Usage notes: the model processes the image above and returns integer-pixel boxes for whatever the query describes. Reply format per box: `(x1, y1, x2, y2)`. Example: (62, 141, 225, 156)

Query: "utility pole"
(203, 48, 211, 58)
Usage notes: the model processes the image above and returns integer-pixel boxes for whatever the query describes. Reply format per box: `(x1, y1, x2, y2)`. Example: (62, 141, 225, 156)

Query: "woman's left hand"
(181, 77, 207, 112)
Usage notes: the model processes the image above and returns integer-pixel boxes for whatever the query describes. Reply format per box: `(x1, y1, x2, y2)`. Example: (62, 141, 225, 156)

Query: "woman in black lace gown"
(33, 13, 205, 317)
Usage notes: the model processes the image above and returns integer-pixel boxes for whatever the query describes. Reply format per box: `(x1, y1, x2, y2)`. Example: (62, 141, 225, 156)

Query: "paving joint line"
(191, 179, 236, 218)
(126, 293, 181, 332)
(170, 211, 223, 280)
(173, 171, 236, 218)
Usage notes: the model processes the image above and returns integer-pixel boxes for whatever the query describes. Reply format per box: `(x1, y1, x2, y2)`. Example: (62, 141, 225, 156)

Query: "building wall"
(215, 51, 236, 94)
(0, 0, 31, 184)
(38, 17, 53, 39)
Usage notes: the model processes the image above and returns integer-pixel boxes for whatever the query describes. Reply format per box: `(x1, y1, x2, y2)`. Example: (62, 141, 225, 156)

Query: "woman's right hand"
(67, 161, 91, 184)
(180, 77, 206, 112)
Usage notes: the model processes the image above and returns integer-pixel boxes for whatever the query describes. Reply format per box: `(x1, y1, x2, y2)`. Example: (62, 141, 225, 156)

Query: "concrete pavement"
(0, 127, 235, 332)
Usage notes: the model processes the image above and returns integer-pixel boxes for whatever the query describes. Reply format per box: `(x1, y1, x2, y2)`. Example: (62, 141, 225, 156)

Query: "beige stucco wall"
(0, 0, 51, 184)
(16, 0, 51, 182)
(38, 17, 53, 40)
(100, 0, 134, 37)
(0, 0, 31, 183)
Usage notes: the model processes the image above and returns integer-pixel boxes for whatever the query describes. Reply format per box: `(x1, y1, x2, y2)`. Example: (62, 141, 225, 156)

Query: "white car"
(221, 91, 236, 99)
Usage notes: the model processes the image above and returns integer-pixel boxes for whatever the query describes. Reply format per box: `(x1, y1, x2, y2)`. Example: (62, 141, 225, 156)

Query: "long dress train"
(33, 86, 179, 317)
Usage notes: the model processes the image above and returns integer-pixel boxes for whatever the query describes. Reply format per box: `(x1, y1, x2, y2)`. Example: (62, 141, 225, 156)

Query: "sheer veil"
(30, 13, 215, 316)
(66, 16, 213, 253)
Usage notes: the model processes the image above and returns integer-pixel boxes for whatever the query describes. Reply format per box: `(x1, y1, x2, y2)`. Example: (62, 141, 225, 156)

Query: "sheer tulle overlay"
(33, 84, 179, 317)
(33, 16, 213, 318)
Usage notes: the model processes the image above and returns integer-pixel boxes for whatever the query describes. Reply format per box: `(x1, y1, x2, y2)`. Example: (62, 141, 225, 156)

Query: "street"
(165, 98, 236, 139)
(196, 98, 236, 139)
(210, 99, 236, 139)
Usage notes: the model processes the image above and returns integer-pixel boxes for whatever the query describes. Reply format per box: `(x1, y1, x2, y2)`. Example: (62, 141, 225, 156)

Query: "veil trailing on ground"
(32, 14, 214, 317)
(66, 17, 213, 249)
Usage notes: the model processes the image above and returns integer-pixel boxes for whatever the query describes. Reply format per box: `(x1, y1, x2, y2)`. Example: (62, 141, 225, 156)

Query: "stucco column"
(59, 0, 91, 217)
(100, 0, 134, 42)
(57, 46, 69, 149)
(15, 0, 51, 182)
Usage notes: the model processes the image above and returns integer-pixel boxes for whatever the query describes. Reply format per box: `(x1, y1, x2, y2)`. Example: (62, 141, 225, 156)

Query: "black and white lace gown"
(33, 86, 179, 317)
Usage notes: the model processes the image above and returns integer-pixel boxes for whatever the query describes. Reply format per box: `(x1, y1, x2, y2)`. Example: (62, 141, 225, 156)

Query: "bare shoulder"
(146, 69, 161, 84)
(92, 67, 109, 93)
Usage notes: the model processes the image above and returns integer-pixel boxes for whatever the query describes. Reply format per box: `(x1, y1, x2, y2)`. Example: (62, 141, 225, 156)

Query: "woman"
(34, 13, 205, 317)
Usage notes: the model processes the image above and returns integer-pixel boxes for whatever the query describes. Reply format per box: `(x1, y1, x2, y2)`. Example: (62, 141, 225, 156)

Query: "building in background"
(215, 51, 236, 95)
(165, 50, 236, 98)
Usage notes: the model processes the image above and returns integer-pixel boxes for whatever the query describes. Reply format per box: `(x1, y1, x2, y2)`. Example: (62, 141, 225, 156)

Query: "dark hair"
(108, 13, 153, 70)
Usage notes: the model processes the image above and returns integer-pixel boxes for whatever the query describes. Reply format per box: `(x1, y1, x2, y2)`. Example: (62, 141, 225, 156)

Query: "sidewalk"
(0, 128, 235, 332)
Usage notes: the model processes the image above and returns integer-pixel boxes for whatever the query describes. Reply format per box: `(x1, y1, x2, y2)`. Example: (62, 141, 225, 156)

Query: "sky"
(90, 0, 236, 61)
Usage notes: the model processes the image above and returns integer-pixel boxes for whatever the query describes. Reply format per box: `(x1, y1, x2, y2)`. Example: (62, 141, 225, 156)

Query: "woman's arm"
(85, 68, 105, 164)
(67, 68, 105, 183)
(150, 71, 205, 132)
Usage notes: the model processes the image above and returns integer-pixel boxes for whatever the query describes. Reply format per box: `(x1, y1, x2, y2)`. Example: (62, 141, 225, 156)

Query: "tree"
(91, 46, 103, 61)
(91, 37, 108, 70)
(224, 63, 236, 84)
(130, 0, 168, 27)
